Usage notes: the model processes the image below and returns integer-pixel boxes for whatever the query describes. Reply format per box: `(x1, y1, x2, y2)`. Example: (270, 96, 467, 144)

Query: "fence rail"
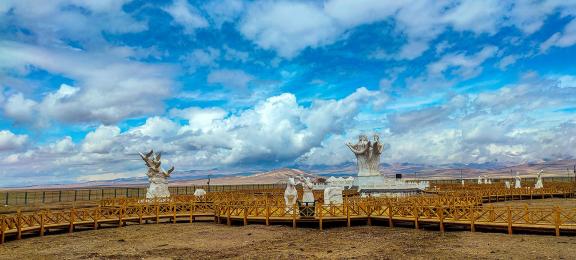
(0, 184, 285, 206)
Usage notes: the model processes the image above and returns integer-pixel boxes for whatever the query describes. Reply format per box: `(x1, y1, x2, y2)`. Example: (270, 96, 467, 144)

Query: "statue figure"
(347, 134, 383, 177)
(461, 179, 465, 186)
(284, 177, 298, 213)
(140, 150, 175, 200)
(368, 134, 384, 175)
(323, 187, 343, 205)
(504, 181, 511, 189)
(299, 176, 315, 204)
(477, 176, 482, 184)
(193, 188, 206, 199)
(535, 170, 544, 189)
(347, 135, 371, 176)
(514, 172, 521, 188)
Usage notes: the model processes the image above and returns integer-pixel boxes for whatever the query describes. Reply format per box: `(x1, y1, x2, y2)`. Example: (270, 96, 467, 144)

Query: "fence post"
(0, 216, 5, 244)
(470, 206, 475, 232)
(243, 206, 248, 226)
(555, 206, 561, 237)
(24, 192, 28, 205)
(439, 206, 445, 233)
(16, 210, 22, 240)
(414, 206, 419, 229)
(4, 192, 8, 206)
(69, 208, 75, 233)
(346, 197, 351, 228)
(265, 200, 270, 226)
(319, 204, 323, 230)
(507, 206, 512, 235)
(58, 190, 62, 202)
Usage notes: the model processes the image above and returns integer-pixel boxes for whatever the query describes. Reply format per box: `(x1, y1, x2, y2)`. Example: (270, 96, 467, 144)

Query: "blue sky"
(1, 0, 576, 186)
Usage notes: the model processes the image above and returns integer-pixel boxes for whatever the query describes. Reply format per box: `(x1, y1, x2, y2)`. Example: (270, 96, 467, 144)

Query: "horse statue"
(284, 177, 298, 213)
(140, 150, 174, 200)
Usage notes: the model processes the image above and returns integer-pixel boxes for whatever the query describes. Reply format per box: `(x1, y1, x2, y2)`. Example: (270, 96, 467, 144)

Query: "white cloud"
(164, 0, 209, 34)
(240, 1, 338, 58)
(541, 18, 576, 51)
(81, 125, 123, 154)
(0, 41, 176, 125)
(0, 130, 28, 151)
(170, 107, 227, 132)
(207, 69, 254, 88)
(129, 116, 179, 138)
(3, 93, 37, 125)
(427, 46, 498, 79)
(49, 136, 75, 153)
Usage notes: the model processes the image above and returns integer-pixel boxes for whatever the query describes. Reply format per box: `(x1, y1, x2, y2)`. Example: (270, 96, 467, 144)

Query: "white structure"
(417, 181, 430, 190)
(284, 177, 298, 213)
(193, 188, 206, 198)
(140, 150, 174, 200)
(488, 179, 492, 185)
(477, 176, 482, 184)
(300, 177, 315, 203)
(346, 134, 422, 194)
(504, 181, 511, 189)
(461, 179, 465, 186)
(323, 187, 344, 205)
(514, 172, 522, 188)
(535, 170, 544, 189)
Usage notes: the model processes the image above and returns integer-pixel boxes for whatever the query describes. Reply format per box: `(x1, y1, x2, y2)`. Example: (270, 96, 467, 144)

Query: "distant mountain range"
(3, 159, 575, 190)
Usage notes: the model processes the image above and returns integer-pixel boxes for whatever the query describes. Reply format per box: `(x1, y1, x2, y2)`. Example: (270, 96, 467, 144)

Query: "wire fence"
(0, 184, 285, 206)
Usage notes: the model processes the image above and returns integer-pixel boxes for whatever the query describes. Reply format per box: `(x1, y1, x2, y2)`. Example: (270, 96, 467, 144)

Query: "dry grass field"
(1, 221, 574, 259)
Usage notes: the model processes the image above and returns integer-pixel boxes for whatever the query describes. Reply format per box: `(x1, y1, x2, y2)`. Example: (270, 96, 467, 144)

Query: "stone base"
(354, 175, 421, 192)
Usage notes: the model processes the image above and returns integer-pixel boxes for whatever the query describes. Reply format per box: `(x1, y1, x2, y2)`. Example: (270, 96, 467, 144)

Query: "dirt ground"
(1, 221, 575, 259)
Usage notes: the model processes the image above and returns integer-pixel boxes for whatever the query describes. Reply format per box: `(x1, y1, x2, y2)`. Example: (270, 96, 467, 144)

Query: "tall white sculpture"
(193, 188, 206, 198)
(514, 172, 521, 188)
(477, 176, 482, 184)
(284, 177, 298, 213)
(535, 170, 544, 189)
(300, 177, 315, 203)
(504, 181, 511, 189)
(140, 150, 175, 199)
(347, 134, 383, 177)
(323, 187, 343, 205)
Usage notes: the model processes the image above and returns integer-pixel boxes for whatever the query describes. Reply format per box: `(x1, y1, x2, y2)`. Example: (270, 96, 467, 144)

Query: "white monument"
(323, 187, 343, 205)
(514, 172, 521, 188)
(193, 188, 206, 198)
(477, 176, 482, 184)
(284, 177, 298, 213)
(346, 134, 422, 194)
(140, 150, 174, 200)
(504, 181, 511, 189)
(535, 170, 544, 189)
(300, 177, 315, 203)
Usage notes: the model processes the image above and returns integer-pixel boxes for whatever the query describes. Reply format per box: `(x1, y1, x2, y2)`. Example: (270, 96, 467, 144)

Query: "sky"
(1, 0, 576, 187)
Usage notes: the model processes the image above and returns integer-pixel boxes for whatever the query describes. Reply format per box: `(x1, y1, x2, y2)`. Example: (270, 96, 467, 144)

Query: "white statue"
(514, 172, 521, 188)
(461, 179, 465, 186)
(368, 135, 384, 175)
(535, 170, 544, 189)
(488, 178, 492, 185)
(483, 175, 488, 184)
(284, 177, 298, 213)
(140, 150, 174, 199)
(300, 176, 315, 203)
(193, 188, 206, 198)
(504, 181, 511, 189)
(477, 176, 482, 184)
(347, 135, 371, 176)
(323, 187, 343, 205)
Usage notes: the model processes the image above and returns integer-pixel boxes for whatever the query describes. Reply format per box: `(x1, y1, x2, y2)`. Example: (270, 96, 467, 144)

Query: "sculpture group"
(346, 134, 384, 177)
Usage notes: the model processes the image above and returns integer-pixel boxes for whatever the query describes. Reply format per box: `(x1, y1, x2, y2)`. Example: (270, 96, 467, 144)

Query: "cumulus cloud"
(0, 41, 176, 125)
(81, 125, 123, 154)
(427, 46, 498, 79)
(0, 130, 28, 151)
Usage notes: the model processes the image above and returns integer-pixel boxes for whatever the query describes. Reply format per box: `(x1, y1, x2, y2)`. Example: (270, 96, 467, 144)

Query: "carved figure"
(514, 172, 521, 188)
(299, 176, 315, 203)
(193, 188, 206, 198)
(347, 134, 383, 177)
(535, 170, 544, 189)
(284, 177, 298, 213)
(504, 181, 511, 189)
(478, 176, 482, 184)
(140, 150, 174, 199)
(323, 187, 343, 205)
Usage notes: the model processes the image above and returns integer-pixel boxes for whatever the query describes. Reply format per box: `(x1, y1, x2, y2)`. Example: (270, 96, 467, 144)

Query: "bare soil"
(1, 221, 575, 259)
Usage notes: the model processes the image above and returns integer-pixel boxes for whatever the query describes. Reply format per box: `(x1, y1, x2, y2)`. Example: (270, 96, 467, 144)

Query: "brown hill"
(175, 168, 319, 185)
